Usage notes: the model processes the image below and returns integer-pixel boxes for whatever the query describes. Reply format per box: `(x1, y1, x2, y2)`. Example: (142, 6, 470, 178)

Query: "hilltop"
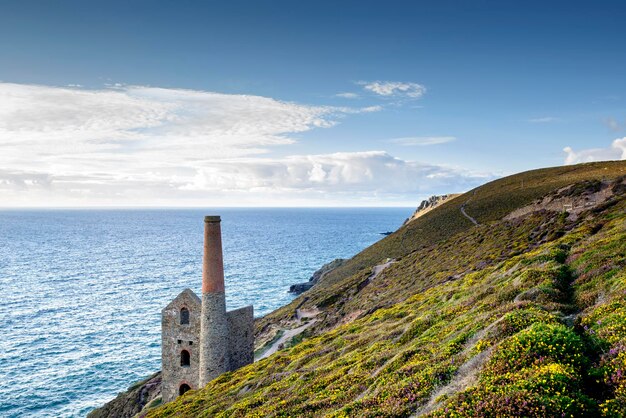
(92, 160, 626, 417)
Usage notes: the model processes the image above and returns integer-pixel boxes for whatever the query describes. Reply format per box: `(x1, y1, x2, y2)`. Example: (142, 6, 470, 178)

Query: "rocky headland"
(403, 193, 461, 225)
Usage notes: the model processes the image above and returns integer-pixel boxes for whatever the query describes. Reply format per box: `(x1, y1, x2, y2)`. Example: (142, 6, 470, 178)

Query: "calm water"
(0, 208, 410, 417)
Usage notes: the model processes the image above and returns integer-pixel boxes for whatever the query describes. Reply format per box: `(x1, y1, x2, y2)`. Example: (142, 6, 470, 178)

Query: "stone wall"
(161, 289, 201, 403)
(162, 292, 254, 403)
(199, 292, 230, 386)
(226, 305, 254, 370)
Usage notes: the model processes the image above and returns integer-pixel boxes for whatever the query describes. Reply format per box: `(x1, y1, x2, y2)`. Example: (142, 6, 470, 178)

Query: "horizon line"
(0, 205, 417, 210)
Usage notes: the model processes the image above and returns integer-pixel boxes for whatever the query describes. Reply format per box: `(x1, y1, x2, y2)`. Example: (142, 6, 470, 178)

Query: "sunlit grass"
(149, 164, 626, 417)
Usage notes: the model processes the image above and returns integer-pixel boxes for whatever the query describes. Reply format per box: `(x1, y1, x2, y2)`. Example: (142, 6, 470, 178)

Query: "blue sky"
(1, 0, 625, 206)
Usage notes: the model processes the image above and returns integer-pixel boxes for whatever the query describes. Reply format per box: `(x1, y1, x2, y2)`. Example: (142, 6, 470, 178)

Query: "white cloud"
(0, 82, 343, 171)
(181, 151, 487, 193)
(563, 138, 626, 164)
(0, 151, 489, 206)
(336, 92, 359, 99)
(359, 105, 383, 113)
(528, 116, 558, 123)
(389, 136, 456, 146)
(0, 83, 485, 206)
(358, 81, 426, 98)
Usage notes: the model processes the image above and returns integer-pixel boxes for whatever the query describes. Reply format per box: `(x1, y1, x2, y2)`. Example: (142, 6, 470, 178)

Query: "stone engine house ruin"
(161, 215, 254, 403)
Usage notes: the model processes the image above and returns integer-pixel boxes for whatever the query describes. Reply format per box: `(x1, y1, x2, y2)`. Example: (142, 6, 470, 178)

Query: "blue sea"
(0, 208, 411, 417)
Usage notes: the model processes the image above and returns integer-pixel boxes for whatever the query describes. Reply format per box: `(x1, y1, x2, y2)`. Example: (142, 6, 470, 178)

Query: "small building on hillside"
(161, 216, 254, 403)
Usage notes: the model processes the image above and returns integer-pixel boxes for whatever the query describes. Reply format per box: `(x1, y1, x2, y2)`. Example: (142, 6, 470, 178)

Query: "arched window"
(180, 307, 189, 325)
(179, 383, 191, 396)
(180, 350, 190, 367)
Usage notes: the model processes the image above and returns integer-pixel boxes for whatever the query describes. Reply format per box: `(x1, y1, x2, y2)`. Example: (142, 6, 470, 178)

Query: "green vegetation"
(257, 161, 626, 333)
(148, 161, 626, 417)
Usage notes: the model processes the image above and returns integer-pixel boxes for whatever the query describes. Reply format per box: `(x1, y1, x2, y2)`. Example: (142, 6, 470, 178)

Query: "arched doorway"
(179, 383, 191, 396)
(180, 350, 190, 366)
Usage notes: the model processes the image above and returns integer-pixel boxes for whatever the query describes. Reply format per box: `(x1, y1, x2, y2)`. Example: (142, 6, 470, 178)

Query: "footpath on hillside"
(257, 259, 396, 361)
(256, 307, 320, 360)
(460, 191, 479, 225)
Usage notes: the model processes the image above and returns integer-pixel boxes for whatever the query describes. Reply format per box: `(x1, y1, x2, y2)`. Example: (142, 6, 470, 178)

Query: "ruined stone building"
(161, 216, 254, 402)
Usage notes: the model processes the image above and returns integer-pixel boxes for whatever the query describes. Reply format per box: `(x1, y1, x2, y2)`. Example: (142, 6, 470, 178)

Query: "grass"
(256, 161, 626, 334)
(147, 162, 626, 417)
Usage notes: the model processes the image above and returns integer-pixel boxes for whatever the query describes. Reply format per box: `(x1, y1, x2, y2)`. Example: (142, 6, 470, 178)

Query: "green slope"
(148, 161, 626, 417)
(321, 160, 626, 287)
(257, 161, 626, 333)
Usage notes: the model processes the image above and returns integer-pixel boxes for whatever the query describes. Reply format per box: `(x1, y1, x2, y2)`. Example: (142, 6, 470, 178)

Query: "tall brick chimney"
(202, 216, 225, 294)
(161, 215, 254, 401)
(198, 215, 229, 386)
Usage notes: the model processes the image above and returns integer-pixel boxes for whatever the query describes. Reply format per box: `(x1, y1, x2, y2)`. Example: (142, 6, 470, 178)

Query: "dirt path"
(460, 191, 479, 225)
(256, 308, 320, 361)
(410, 315, 501, 416)
(411, 347, 493, 417)
(370, 259, 395, 280)
(256, 261, 394, 362)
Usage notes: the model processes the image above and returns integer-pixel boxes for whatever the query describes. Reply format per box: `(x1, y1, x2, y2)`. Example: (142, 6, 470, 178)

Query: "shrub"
(486, 323, 587, 376)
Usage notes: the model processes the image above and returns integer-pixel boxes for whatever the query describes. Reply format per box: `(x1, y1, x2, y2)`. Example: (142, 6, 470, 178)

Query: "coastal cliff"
(91, 161, 626, 418)
(403, 193, 461, 225)
(288, 258, 347, 294)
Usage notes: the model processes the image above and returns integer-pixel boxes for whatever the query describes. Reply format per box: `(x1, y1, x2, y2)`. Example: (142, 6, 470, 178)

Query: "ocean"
(0, 208, 411, 417)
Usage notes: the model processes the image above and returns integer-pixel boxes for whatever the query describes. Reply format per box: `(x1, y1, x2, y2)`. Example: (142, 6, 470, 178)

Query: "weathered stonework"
(199, 292, 229, 386)
(226, 305, 254, 370)
(161, 289, 201, 403)
(161, 216, 254, 403)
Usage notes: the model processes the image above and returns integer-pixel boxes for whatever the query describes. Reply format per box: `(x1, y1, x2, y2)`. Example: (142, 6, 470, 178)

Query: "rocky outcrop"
(404, 194, 461, 224)
(88, 372, 162, 418)
(288, 258, 346, 294)
(505, 177, 626, 221)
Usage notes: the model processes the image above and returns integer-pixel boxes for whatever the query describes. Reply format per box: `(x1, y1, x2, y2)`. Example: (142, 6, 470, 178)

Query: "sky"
(1, 0, 625, 207)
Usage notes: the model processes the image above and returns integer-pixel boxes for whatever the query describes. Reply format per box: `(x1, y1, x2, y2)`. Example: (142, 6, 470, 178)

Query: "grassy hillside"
(147, 161, 626, 417)
(322, 160, 626, 286)
(257, 161, 626, 334)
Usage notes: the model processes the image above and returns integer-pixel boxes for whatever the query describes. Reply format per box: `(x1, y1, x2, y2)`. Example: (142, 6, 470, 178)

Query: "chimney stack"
(161, 215, 255, 400)
(202, 216, 225, 294)
(199, 215, 229, 386)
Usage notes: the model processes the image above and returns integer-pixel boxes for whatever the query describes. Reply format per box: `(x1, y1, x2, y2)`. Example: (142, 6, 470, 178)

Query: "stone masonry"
(161, 216, 254, 403)
(161, 289, 201, 403)
(226, 305, 255, 370)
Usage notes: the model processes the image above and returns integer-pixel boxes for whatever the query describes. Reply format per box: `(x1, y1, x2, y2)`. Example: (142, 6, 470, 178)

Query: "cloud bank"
(0, 83, 486, 206)
(563, 138, 626, 164)
(182, 151, 487, 193)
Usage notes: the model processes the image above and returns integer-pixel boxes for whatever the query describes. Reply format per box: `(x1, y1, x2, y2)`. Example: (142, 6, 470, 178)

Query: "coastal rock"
(288, 282, 315, 293)
(288, 258, 346, 294)
(403, 194, 461, 225)
(87, 372, 162, 418)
